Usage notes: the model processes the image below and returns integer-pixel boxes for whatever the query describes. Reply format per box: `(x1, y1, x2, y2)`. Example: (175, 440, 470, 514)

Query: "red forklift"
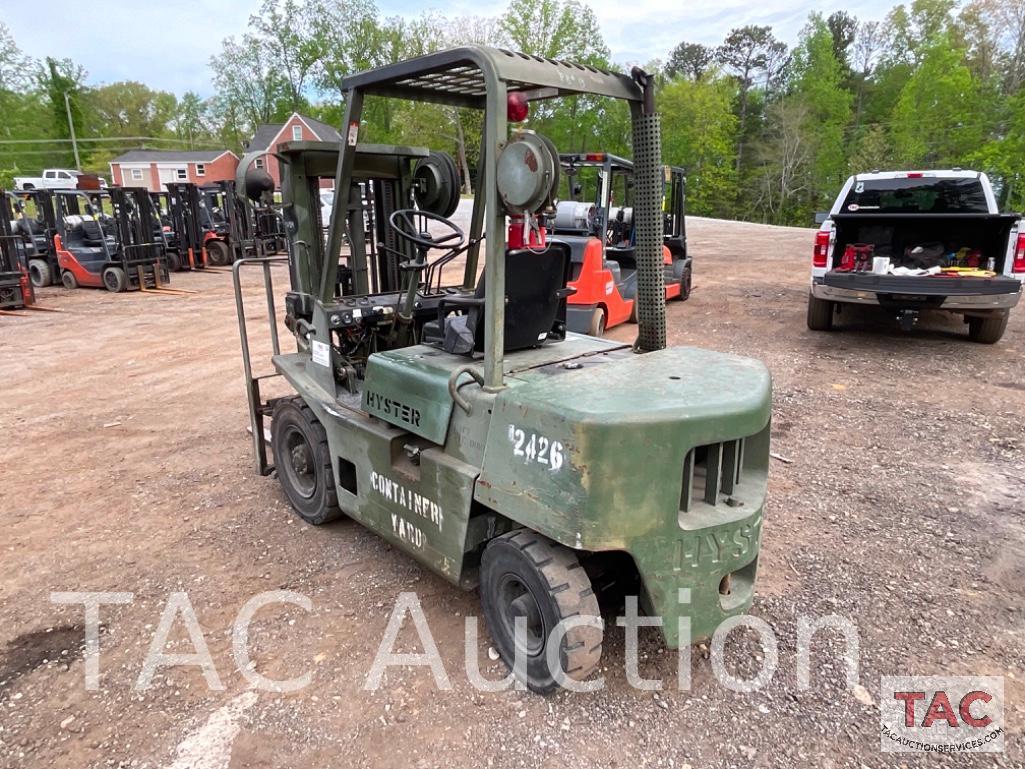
(552, 153, 690, 336)
(164, 182, 213, 271)
(53, 188, 172, 292)
(201, 178, 287, 265)
(0, 191, 34, 311)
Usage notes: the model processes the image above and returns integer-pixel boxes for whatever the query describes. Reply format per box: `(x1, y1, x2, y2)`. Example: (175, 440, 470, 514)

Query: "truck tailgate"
(823, 272, 1022, 296)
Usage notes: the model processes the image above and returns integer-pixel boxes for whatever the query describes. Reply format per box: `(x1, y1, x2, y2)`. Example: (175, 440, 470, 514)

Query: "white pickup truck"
(13, 169, 107, 191)
(808, 170, 1024, 343)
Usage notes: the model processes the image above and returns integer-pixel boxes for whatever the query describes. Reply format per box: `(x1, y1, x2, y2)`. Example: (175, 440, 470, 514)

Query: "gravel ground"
(0, 215, 1022, 768)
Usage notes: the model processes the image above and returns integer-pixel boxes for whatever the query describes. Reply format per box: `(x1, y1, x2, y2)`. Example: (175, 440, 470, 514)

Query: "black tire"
(29, 259, 52, 287)
(61, 270, 78, 289)
(206, 239, 230, 266)
(968, 312, 1008, 344)
(480, 530, 602, 694)
(588, 307, 607, 337)
(21, 183, 34, 190)
(102, 266, 127, 293)
(271, 398, 342, 525)
(678, 265, 692, 301)
(806, 293, 834, 331)
(167, 250, 182, 272)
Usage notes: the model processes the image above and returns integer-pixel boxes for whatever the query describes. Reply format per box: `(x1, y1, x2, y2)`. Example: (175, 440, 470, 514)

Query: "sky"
(5, 0, 899, 97)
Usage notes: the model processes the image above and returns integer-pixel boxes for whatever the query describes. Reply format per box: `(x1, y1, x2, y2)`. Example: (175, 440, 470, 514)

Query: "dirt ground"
(1, 215, 1023, 769)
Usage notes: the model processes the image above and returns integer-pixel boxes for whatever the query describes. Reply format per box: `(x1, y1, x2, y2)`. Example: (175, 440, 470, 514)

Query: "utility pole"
(63, 91, 81, 171)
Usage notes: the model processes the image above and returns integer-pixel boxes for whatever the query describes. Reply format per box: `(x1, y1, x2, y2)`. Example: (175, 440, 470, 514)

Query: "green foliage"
(5, 0, 1025, 225)
(659, 75, 738, 215)
(891, 33, 984, 165)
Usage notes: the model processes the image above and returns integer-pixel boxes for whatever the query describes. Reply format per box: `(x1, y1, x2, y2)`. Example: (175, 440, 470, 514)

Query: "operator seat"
(422, 242, 572, 355)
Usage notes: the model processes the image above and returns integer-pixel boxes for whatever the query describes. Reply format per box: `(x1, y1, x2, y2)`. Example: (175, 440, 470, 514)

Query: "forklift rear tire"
(806, 293, 834, 331)
(480, 530, 602, 694)
(207, 239, 230, 266)
(967, 311, 1008, 344)
(271, 398, 343, 525)
(29, 259, 52, 287)
(588, 307, 606, 337)
(61, 270, 78, 289)
(167, 251, 182, 272)
(103, 267, 127, 293)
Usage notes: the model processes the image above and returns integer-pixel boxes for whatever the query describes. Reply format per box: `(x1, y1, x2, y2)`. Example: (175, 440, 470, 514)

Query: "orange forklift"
(53, 188, 170, 291)
(552, 153, 690, 336)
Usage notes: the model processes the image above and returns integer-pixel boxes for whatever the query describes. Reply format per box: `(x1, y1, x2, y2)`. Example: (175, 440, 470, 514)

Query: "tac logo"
(880, 676, 1004, 753)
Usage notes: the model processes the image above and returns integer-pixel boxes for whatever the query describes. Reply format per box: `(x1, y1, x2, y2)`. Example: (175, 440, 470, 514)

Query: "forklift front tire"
(679, 264, 692, 301)
(588, 307, 607, 337)
(207, 239, 230, 266)
(967, 311, 1008, 344)
(806, 293, 834, 331)
(61, 270, 78, 289)
(29, 259, 52, 287)
(167, 251, 182, 272)
(480, 530, 602, 694)
(271, 398, 343, 525)
(103, 267, 127, 293)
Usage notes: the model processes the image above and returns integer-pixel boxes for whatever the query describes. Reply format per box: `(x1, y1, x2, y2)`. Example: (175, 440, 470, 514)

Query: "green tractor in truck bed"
(233, 46, 772, 693)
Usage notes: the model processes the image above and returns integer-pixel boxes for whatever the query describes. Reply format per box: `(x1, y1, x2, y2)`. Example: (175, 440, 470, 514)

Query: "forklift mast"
(109, 187, 166, 270)
(166, 182, 208, 268)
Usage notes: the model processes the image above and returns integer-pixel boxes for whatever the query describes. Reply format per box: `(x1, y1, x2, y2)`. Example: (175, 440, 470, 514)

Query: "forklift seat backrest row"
(422, 242, 571, 356)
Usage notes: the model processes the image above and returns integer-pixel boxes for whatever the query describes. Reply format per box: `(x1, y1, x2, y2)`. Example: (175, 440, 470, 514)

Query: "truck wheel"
(102, 267, 127, 293)
(21, 183, 34, 190)
(61, 270, 78, 289)
(806, 293, 834, 331)
(207, 239, 230, 266)
(271, 398, 342, 525)
(588, 307, 606, 337)
(28, 259, 51, 287)
(480, 530, 602, 694)
(968, 312, 1009, 344)
(678, 265, 692, 301)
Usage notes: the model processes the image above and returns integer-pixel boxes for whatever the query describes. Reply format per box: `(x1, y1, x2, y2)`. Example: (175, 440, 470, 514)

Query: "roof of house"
(247, 113, 344, 151)
(111, 149, 236, 163)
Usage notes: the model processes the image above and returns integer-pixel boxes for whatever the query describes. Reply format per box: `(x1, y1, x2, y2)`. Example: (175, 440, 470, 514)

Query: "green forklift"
(234, 47, 771, 693)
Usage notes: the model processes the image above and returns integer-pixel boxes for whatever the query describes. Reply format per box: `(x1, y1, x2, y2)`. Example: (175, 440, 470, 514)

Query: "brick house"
(247, 113, 343, 189)
(109, 150, 240, 192)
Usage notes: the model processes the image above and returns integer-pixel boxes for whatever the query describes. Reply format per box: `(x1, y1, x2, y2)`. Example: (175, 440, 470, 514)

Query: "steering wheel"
(389, 208, 465, 252)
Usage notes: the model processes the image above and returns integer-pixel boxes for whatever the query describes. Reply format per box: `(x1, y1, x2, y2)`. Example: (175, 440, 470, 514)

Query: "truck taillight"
(1014, 232, 1025, 273)
(813, 231, 830, 268)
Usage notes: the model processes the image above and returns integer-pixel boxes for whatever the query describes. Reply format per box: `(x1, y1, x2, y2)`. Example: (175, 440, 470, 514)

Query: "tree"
(891, 33, 985, 165)
(666, 42, 713, 80)
(172, 92, 209, 149)
(310, 0, 387, 98)
(90, 81, 177, 138)
(790, 14, 853, 208)
(499, 0, 609, 64)
(250, 0, 323, 112)
(39, 57, 88, 168)
(659, 76, 738, 215)
(826, 11, 858, 71)
(0, 22, 32, 92)
(210, 34, 288, 135)
(749, 101, 813, 224)
(715, 26, 787, 171)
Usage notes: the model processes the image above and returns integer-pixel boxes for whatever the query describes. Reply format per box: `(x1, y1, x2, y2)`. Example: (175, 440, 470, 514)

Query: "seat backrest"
(465, 242, 571, 353)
